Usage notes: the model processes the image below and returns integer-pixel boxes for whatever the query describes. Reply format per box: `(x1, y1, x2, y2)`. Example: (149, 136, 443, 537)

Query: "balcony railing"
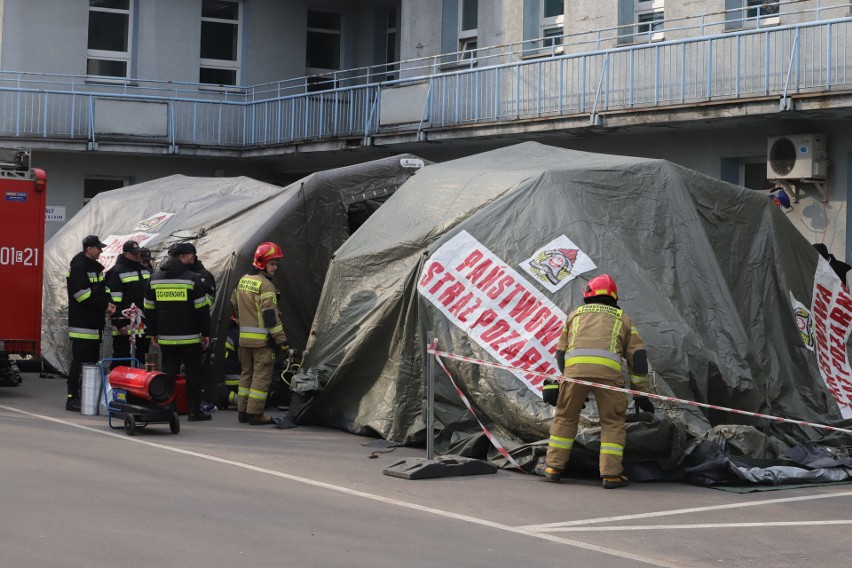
(0, 9, 849, 151)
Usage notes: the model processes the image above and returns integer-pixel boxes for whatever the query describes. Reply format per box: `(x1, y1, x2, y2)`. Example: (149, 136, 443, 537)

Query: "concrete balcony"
(0, 15, 851, 158)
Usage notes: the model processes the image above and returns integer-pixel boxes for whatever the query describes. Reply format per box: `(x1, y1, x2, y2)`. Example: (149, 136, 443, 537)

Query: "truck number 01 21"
(0, 246, 39, 266)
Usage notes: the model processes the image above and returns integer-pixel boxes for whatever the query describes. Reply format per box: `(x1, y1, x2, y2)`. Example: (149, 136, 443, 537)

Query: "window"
(83, 177, 129, 205)
(458, 0, 478, 58)
(200, 0, 242, 86)
(635, 0, 664, 40)
(726, 0, 780, 30)
(306, 9, 342, 81)
(87, 0, 133, 79)
(541, 0, 564, 48)
(746, 0, 779, 18)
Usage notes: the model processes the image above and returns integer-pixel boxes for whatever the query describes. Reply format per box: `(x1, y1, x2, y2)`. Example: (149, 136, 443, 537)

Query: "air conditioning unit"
(767, 134, 827, 180)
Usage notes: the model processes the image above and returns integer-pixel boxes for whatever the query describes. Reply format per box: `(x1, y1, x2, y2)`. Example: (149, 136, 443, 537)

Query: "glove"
(634, 395, 655, 414)
(542, 379, 560, 406)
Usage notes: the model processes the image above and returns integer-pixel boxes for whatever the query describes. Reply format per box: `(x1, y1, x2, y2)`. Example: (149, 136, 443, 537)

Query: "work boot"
(188, 411, 212, 422)
(543, 467, 561, 482)
(602, 475, 630, 489)
(238, 412, 248, 423)
(65, 396, 81, 412)
(248, 414, 274, 426)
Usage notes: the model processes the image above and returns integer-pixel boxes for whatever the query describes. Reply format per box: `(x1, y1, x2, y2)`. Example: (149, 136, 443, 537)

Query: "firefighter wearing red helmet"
(542, 273, 653, 489)
(229, 242, 288, 425)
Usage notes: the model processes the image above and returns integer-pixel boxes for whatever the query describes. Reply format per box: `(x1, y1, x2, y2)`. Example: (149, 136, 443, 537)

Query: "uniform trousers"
(546, 376, 629, 477)
(160, 343, 204, 409)
(236, 345, 274, 415)
(68, 337, 102, 397)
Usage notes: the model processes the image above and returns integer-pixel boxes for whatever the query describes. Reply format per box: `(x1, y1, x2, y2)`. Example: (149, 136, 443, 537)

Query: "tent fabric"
(292, 141, 852, 472)
(42, 155, 428, 376)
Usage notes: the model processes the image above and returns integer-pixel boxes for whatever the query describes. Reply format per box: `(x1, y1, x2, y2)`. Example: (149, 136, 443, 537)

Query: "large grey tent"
(292, 142, 852, 480)
(42, 155, 427, 377)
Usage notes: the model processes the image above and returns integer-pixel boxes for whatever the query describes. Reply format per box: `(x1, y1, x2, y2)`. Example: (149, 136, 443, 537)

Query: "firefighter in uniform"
(65, 235, 115, 411)
(105, 240, 151, 369)
(144, 242, 213, 421)
(213, 315, 241, 410)
(230, 242, 288, 425)
(542, 274, 654, 489)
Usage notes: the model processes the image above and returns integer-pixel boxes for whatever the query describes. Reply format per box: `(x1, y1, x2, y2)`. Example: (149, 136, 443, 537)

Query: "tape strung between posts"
(432, 350, 525, 471)
(427, 346, 852, 437)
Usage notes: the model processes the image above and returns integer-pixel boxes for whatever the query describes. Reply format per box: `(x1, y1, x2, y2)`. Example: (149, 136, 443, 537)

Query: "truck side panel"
(0, 169, 46, 355)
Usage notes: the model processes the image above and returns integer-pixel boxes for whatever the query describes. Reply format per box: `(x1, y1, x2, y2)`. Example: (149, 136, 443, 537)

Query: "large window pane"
(543, 0, 563, 18)
(202, 0, 239, 20)
(201, 21, 238, 60)
(88, 12, 128, 51)
(461, 0, 478, 31)
(306, 31, 340, 69)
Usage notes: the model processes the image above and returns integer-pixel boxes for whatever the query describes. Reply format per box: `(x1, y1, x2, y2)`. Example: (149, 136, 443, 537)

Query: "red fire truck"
(0, 149, 46, 386)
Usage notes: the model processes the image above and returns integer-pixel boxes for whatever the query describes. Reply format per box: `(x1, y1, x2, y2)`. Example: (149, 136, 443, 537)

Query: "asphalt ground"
(1, 373, 850, 568)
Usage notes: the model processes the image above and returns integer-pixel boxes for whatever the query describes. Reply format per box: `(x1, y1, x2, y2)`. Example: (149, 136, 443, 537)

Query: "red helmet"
(253, 242, 284, 270)
(583, 274, 618, 300)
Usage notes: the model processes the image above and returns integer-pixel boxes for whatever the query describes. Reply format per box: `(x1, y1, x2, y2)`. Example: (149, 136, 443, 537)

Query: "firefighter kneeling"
(230, 242, 289, 425)
(542, 274, 654, 489)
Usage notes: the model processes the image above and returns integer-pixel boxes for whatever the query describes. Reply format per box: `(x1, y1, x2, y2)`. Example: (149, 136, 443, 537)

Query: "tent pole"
(426, 332, 435, 461)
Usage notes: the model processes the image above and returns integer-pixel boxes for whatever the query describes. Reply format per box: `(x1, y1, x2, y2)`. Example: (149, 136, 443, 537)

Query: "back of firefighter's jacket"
(231, 272, 287, 349)
(557, 303, 646, 385)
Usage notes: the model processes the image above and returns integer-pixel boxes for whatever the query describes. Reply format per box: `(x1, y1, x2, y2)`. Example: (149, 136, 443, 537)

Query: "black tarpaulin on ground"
(291, 142, 852, 481)
(42, 155, 428, 376)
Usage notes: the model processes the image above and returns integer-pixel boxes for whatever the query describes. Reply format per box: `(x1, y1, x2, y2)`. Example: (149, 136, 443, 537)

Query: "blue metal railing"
(0, 15, 848, 150)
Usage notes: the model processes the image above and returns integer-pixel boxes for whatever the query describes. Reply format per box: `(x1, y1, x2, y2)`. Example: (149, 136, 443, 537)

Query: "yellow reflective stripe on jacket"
(238, 387, 250, 396)
(68, 327, 100, 340)
(111, 292, 124, 303)
(73, 288, 92, 302)
(548, 435, 574, 450)
(630, 374, 648, 386)
(143, 299, 156, 310)
(158, 333, 201, 345)
(609, 318, 623, 353)
(239, 326, 268, 340)
(564, 355, 622, 372)
(194, 296, 210, 309)
(600, 443, 624, 456)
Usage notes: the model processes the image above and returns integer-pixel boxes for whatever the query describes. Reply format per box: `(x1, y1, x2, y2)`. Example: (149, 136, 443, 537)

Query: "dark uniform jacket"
(144, 258, 211, 345)
(105, 254, 151, 336)
(66, 251, 111, 340)
(190, 259, 216, 305)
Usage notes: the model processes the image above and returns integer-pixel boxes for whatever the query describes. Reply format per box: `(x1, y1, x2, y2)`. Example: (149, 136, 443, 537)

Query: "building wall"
(1, 0, 88, 75)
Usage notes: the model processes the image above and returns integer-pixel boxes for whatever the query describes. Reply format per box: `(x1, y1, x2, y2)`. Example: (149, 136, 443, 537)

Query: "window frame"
(458, 0, 478, 58)
(306, 8, 343, 79)
(87, 0, 134, 80)
(540, 0, 564, 50)
(199, 0, 243, 87)
(743, 0, 780, 28)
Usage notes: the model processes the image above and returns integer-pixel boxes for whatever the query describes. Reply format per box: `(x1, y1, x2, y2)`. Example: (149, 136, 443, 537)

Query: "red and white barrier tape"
(432, 352, 525, 471)
(428, 346, 852, 437)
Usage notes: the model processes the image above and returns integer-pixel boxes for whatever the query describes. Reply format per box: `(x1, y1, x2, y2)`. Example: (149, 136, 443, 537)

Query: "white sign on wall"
(45, 206, 66, 222)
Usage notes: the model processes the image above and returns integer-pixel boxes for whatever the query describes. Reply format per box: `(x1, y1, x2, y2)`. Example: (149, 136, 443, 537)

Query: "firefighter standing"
(542, 274, 654, 489)
(144, 242, 213, 421)
(65, 235, 115, 411)
(230, 242, 288, 425)
(104, 240, 151, 369)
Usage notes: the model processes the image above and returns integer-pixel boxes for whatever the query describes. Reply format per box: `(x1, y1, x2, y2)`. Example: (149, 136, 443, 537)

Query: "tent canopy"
(292, 142, 851, 472)
(42, 155, 428, 375)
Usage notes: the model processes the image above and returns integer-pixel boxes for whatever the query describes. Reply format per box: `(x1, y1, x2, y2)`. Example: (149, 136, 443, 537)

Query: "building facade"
(0, 0, 849, 254)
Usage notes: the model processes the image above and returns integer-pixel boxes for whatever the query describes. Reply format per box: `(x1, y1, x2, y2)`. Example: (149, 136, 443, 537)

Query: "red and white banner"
(811, 258, 852, 420)
(99, 232, 159, 271)
(417, 231, 567, 396)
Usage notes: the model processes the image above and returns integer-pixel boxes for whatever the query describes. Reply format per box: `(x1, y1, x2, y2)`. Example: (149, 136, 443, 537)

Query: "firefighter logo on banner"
(790, 291, 815, 352)
(134, 212, 175, 232)
(521, 235, 596, 293)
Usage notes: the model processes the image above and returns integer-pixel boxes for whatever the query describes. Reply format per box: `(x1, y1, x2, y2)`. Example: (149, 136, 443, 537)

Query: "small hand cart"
(100, 357, 180, 436)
